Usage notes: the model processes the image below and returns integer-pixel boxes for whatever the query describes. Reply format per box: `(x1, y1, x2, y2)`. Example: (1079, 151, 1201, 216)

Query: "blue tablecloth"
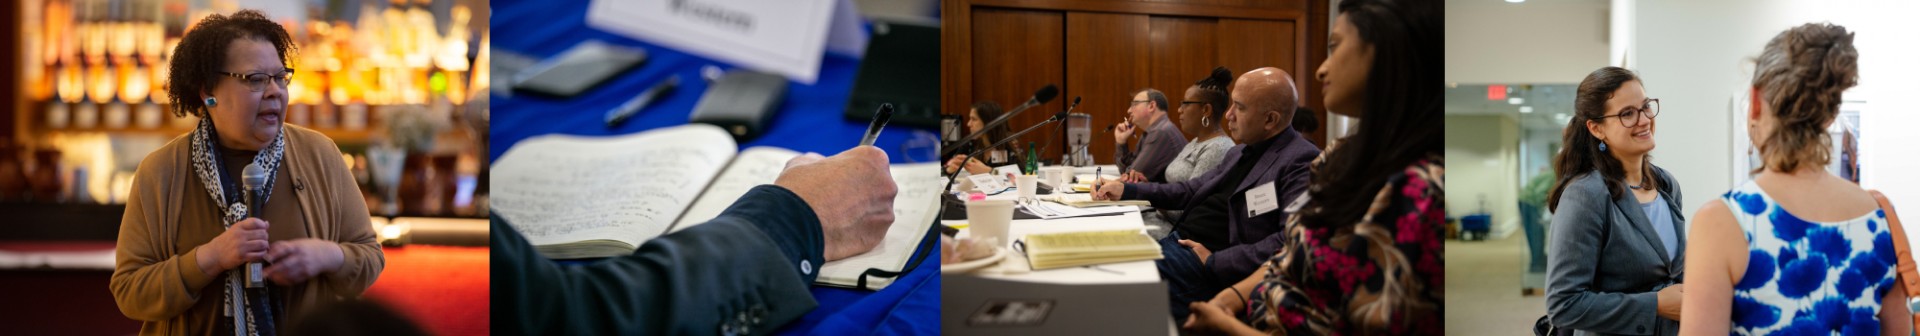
(488, 1, 936, 163)
(491, 1, 940, 334)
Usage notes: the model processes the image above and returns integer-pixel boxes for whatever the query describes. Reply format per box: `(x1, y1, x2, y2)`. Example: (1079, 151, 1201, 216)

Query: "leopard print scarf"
(188, 116, 285, 336)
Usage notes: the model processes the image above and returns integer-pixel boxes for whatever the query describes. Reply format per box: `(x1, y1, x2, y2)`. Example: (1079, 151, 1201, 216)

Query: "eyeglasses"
(1599, 98, 1660, 127)
(1130, 100, 1152, 107)
(220, 69, 294, 92)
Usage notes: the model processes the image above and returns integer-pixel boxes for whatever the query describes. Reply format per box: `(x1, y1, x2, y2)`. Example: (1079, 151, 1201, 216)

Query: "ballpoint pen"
(859, 103, 893, 146)
(605, 75, 679, 127)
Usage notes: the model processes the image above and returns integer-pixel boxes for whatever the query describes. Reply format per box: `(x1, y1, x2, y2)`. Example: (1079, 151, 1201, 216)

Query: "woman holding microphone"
(110, 10, 384, 334)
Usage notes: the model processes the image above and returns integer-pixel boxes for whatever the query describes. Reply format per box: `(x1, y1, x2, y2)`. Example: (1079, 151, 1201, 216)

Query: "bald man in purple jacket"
(1093, 68, 1320, 321)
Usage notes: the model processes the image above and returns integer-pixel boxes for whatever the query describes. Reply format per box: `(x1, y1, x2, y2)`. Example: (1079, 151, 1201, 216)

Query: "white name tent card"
(585, 0, 869, 84)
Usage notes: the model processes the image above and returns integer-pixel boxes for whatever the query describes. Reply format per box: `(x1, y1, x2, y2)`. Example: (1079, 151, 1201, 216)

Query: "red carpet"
(364, 244, 492, 336)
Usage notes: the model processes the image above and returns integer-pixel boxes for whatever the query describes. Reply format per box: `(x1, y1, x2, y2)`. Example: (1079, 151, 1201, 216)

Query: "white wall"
(1625, 0, 1769, 214)
(1447, 115, 1522, 236)
(1630, 0, 1920, 218)
(1627, 0, 1920, 252)
(1446, 0, 1610, 84)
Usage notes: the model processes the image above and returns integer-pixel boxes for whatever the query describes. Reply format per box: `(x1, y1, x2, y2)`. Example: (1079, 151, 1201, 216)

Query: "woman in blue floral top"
(1678, 22, 1909, 336)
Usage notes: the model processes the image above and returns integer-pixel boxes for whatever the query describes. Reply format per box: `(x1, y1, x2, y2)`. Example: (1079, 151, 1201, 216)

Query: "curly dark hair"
(166, 9, 297, 118)
(1751, 22, 1856, 174)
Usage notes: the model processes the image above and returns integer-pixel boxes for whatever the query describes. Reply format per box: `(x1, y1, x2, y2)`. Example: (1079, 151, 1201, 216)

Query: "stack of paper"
(1019, 201, 1137, 220)
(1043, 194, 1152, 208)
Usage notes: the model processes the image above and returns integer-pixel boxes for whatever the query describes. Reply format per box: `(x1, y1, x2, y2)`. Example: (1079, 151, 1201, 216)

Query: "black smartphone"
(510, 40, 648, 98)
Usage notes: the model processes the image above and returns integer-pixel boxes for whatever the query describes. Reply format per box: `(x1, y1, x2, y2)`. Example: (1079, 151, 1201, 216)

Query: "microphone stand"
(942, 85, 1058, 157)
(937, 113, 1069, 222)
(941, 101, 1035, 157)
(1034, 98, 1079, 166)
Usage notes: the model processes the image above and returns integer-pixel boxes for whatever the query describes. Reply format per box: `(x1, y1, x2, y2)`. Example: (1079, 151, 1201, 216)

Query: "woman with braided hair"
(1167, 66, 1239, 184)
(1679, 22, 1911, 335)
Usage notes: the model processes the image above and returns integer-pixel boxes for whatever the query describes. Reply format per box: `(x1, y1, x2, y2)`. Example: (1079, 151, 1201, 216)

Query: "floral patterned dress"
(1245, 157, 1445, 335)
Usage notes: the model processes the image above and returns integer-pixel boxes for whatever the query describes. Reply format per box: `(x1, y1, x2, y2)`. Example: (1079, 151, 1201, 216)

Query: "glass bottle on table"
(1025, 142, 1039, 175)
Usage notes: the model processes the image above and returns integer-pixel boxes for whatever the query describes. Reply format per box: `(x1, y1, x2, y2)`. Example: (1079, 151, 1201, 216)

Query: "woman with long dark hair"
(1178, 0, 1444, 333)
(945, 100, 1014, 175)
(1540, 66, 1688, 336)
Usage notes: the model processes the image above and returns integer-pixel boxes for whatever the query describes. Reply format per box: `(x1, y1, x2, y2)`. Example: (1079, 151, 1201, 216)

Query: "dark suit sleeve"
(1122, 151, 1235, 211)
(495, 185, 826, 335)
(1204, 155, 1313, 280)
(1545, 180, 1661, 334)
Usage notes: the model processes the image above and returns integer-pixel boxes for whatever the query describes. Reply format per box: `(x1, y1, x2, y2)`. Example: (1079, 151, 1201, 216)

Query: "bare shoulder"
(1689, 199, 1746, 247)
(1692, 199, 1734, 229)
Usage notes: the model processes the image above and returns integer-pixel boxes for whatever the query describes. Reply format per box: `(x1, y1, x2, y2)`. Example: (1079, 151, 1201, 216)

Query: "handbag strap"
(1868, 190, 1920, 311)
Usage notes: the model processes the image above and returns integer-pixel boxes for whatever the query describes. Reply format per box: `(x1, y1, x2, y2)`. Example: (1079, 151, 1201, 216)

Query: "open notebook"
(492, 124, 943, 289)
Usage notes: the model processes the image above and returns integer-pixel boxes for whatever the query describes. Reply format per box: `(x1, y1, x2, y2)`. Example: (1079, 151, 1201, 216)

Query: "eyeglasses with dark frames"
(219, 69, 295, 92)
(1599, 98, 1659, 127)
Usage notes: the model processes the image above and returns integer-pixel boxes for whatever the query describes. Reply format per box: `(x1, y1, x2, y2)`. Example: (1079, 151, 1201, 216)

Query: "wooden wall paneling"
(1218, 18, 1325, 145)
(1148, 16, 1219, 142)
(967, 8, 1066, 159)
(971, 0, 1307, 21)
(1065, 12, 1149, 165)
(945, 0, 1330, 156)
(941, 0, 974, 126)
(1303, 0, 1329, 146)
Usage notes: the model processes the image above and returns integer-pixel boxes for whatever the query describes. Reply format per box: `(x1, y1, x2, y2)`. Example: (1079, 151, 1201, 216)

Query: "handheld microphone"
(943, 84, 1059, 156)
(241, 163, 269, 289)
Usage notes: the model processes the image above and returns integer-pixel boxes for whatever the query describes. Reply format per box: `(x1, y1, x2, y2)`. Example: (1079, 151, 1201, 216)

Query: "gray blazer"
(1545, 166, 1687, 336)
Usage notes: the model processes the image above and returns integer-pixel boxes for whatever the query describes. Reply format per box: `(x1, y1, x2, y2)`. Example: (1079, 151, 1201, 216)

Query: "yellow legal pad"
(1021, 229, 1164, 270)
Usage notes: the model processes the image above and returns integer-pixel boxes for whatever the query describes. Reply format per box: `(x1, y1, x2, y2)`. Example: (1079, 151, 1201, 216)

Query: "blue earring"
(1598, 141, 1608, 152)
(204, 97, 217, 107)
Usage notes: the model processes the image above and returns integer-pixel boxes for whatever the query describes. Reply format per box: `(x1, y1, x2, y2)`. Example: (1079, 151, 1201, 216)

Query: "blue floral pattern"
(1721, 182, 1895, 335)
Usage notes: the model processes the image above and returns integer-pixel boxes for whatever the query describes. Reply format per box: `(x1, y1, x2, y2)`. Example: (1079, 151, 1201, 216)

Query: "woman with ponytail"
(1679, 23, 1909, 335)
(1541, 65, 1689, 336)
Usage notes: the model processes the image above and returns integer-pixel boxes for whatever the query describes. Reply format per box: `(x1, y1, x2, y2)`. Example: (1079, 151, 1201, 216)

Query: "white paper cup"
(1040, 167, 1072, 189)
(1016, 175, 1038, 199)
(966, 199, 1015, 247)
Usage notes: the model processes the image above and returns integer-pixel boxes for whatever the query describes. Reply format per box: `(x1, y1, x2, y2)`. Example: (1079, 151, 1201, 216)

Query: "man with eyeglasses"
(1113, 88, 1189, 183)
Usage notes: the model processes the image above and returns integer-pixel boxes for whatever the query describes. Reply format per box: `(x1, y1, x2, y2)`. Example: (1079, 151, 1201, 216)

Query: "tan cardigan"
(109, 125, 384, 334)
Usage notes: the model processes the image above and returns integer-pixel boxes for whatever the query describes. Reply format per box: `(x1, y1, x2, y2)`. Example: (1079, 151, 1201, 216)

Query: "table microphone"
(943, 84, 1058, 156)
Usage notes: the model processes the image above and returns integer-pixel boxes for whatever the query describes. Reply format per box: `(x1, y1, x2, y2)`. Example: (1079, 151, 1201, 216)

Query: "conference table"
(941, 166, 1178, 334)
(489, 0, 940, 334)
